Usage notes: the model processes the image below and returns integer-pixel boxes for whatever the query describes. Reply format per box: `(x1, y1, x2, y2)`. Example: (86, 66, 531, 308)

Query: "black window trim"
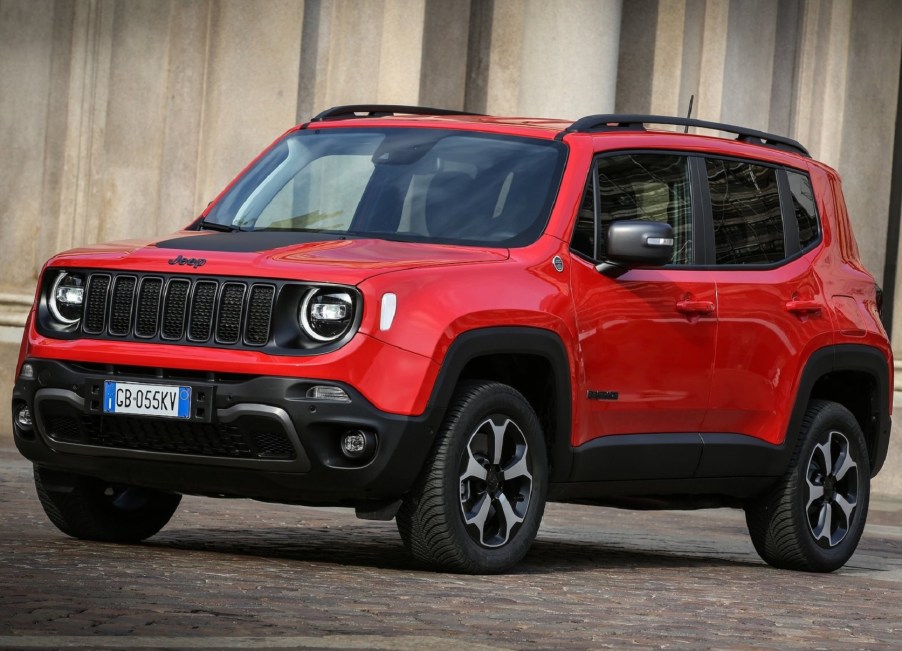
(777, 169, 802, 255)
(568, 148, 824, 272)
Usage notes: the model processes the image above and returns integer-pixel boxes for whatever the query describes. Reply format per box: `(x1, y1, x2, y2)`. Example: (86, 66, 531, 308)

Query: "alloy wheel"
(458, 416, 533, 548)
(805, 430, 859, 548)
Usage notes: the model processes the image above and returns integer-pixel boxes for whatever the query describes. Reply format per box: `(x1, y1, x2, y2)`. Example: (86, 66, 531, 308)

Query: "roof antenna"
(684, 95, 695, 133)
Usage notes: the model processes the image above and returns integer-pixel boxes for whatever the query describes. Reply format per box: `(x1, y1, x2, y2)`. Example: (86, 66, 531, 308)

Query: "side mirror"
(596, 220, 674, 278)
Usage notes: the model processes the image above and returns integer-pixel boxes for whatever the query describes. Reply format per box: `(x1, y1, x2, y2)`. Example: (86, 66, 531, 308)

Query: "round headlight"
(49, 272, 85, 324)
(299, 288, 355, 342)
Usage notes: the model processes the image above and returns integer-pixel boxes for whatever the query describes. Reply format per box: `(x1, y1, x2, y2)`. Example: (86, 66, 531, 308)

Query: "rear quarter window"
(786, 170, 820, 249)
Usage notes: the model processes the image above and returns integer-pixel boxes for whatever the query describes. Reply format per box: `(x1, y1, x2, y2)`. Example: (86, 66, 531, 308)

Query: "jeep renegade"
(11, 106, 893, 574)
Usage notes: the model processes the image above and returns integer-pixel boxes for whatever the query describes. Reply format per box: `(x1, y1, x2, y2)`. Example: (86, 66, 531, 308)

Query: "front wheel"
(745, 400, 870, 572)
(397, 381, 548, 573)
(34, 467, 182, 543)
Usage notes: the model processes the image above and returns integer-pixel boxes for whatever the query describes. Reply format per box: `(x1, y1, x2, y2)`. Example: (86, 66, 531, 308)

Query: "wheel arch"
(787, 345, 892, 477)
(426, 327, 573, 482)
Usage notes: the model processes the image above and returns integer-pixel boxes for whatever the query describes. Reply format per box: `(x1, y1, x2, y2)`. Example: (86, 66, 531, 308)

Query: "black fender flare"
(784, 344, 891, 476)
(424, 327, 574, 482)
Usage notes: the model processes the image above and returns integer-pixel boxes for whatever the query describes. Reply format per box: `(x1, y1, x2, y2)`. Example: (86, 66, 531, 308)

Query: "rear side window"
(706, 159, 784, 265)
(786, 170, 819, 249)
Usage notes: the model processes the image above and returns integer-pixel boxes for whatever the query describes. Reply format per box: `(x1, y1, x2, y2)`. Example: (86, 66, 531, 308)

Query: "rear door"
(697, 159, 834, 449)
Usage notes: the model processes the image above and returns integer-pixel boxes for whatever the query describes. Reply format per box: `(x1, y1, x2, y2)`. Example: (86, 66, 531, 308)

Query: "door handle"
(785, 300, 822, 316)
(675, 300, 715, 315)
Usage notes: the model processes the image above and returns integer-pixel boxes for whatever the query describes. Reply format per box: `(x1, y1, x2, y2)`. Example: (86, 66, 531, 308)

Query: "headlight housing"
(299, 288, 355, 342)
(48, 271, 86, 325)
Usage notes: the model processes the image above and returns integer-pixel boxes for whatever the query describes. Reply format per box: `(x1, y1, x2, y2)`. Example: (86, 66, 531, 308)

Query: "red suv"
(11, 106, 893, 574)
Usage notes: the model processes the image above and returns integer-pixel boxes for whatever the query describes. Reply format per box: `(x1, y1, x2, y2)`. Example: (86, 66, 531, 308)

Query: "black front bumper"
(11, 359, 439, 506)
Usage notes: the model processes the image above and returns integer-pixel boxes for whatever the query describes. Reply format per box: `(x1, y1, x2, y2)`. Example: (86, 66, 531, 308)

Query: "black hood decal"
(155, 231, 349, 253)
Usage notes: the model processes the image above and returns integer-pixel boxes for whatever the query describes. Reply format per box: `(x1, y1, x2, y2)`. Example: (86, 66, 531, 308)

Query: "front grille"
(82, 272, 275, 347)
(45, 412, 296, 461)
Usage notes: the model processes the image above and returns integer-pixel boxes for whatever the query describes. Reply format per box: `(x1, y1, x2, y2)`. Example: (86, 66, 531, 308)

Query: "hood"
(47, 230, 509, 285)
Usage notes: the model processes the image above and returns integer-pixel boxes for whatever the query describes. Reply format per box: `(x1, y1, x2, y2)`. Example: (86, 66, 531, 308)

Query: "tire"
(397, 381, 548, 573)
(34, 466, 181, 543)
(745, 400, 870, 572)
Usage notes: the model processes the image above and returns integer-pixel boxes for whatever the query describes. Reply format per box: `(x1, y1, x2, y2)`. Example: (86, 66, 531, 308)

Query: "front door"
(568, 152, 718, 447)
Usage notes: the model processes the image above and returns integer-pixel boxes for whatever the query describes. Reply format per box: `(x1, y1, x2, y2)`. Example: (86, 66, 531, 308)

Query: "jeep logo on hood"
(168, 254, 206, 269)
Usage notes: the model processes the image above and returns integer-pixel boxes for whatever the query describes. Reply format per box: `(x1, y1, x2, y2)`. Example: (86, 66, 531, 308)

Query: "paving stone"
(1, 442, 901, 650)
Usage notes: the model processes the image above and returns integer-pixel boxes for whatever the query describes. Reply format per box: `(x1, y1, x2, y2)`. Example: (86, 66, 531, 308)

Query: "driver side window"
(571, 153, 693, 264)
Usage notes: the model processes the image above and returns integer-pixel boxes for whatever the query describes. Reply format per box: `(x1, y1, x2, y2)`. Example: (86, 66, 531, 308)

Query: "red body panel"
(568, 256, 717, 443)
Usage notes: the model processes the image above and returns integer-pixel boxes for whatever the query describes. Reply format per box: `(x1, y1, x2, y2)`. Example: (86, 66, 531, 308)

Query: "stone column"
(516, 0, 623, 120)
(296, 0, 431, 122)
(193, 1, 305, 210)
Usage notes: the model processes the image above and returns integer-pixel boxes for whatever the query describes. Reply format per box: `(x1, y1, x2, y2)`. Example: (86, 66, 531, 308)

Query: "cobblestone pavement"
(1, 442, 900, 651)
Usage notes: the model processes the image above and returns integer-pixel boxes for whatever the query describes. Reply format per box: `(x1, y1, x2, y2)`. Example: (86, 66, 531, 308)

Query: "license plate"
(103, 381, 190, 419)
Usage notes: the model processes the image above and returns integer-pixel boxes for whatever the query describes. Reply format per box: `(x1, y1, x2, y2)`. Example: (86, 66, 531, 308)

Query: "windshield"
(203, 128, 566, 247)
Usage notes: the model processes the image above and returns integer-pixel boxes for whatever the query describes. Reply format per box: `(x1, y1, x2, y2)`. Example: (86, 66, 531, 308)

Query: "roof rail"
(562, 114, 810, 157)
(308, 104, 483, 123)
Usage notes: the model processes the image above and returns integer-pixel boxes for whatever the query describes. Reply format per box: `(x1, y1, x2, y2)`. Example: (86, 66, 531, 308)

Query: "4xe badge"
(168, 254, 206, 269)
(587, 390, 619, 401)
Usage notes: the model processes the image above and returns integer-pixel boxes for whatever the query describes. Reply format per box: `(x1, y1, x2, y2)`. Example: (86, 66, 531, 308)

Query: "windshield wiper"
(199, 220, 243, 232)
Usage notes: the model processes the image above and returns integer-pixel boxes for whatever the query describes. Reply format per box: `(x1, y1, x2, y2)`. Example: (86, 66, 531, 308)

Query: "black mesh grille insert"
(188, 280, 218, 341)
(253, 430, 296, 458)
(47, 414, 88, 442)
(216, 283, 246, 344)
(109, 276, 137, 336)
(161, 280, 190, 339)
(135, 277, 163, 337)
(245, 285, 275, 345)
(84, 274, 110, 334)
(40, 403, 295, 461)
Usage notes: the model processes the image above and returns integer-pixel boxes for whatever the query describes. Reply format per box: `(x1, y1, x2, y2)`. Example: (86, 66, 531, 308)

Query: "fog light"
(15, 405, 33, 431)
(340, 429, 376, 460)
(307, 386, 350, 403)
(19, 363, 35, 380)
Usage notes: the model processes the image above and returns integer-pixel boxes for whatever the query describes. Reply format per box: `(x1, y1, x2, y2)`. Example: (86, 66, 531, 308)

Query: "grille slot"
(161, 279, 190, 340)
(135, 277, 163, 337)
(245, 284, 275, 345)
(188, 280, 218, 341)
(109, 276, 137, 336)
(84, 274, 111, 334)
(216, 283, 247, 344)
(77, 272, 282, 350)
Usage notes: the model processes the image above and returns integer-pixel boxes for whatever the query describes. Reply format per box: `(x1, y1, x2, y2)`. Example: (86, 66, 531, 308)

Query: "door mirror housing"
(596, 220, 675, 278)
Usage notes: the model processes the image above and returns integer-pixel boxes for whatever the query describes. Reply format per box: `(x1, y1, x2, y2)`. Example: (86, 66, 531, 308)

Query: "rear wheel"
(34, 467, 181, 543)
(745, 400, 870, 572)
(397, 381, 548, 573)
